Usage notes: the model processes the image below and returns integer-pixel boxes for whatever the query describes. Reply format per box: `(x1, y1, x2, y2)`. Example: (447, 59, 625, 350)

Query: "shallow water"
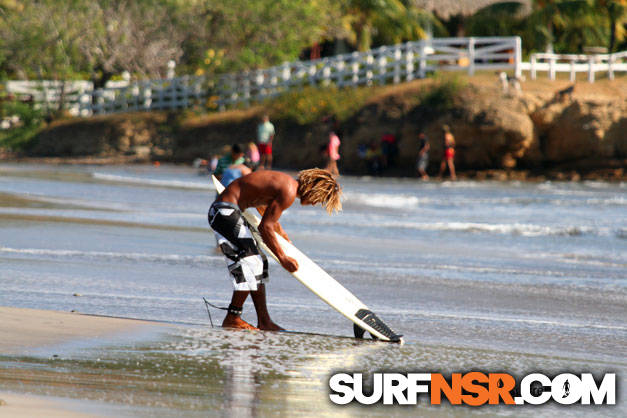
(0, 163, 625, 416)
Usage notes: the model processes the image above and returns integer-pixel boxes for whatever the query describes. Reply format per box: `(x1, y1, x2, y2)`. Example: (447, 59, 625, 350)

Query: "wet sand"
(0, 307, 170, 417)
(0, 306, 166, 355)
(0, 393, 94, 418)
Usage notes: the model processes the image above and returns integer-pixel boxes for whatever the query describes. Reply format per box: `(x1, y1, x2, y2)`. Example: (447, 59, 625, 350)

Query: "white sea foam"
(343, 191, 431, 209)
(0, 246, 221, 264)
(343, 190, 626, 210)
(300, 216, 608, 237)
(92, 173, 214, 190)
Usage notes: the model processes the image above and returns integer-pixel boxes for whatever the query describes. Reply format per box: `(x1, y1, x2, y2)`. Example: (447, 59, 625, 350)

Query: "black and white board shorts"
(208, 201, 268, 291)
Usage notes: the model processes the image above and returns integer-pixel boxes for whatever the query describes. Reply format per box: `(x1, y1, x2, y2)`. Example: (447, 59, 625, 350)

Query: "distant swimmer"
(208, 169, 342, 331)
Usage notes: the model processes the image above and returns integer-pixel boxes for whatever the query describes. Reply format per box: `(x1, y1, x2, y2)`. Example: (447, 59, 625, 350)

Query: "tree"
(78, 0, 184, 87)
(339, 0, 443, 51)
(466, 2, 527, 37)
(0, 0, 184, 86)
(527, 0, 592, 52)
(596, 0, 627, 51)
(0, 0, 89, 80)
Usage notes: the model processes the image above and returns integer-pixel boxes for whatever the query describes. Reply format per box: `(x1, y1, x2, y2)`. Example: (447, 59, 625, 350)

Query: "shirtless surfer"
(208, 169, 342, 331)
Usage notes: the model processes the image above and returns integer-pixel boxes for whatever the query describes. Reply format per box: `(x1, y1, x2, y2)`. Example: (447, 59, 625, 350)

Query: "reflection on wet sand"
(0, 322, 624, 416)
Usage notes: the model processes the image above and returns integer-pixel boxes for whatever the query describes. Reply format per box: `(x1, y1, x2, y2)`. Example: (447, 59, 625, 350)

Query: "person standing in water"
(438, 124, 457, 180)
(416, 132, 430, 180)
(325, 131, 341, 176)
(256, 114, 275, 169)
(208, 169, 342, 330)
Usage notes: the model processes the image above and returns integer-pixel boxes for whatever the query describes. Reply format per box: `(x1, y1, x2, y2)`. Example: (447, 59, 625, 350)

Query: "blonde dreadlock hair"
(297, 168, 342, 214)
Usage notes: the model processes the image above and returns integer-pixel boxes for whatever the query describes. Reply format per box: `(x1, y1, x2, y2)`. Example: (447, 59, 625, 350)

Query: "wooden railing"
(26, 37, 627, 116)
(216, 37, 521, 108)
(520, 51, 627, 82)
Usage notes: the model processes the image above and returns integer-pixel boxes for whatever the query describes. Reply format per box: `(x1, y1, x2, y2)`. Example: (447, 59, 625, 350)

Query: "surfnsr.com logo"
(329, 372, 616, 406)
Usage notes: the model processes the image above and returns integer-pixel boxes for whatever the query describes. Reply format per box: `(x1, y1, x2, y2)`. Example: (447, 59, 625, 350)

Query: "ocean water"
(0, 162, 625, 416)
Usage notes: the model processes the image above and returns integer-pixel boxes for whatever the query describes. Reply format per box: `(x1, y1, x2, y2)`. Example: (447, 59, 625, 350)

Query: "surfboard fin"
(353, 323, 366, 339)
(355, 309, 403, 342)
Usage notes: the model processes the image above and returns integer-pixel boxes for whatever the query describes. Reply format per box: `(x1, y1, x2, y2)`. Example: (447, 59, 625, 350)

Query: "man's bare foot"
(222, 315, 259, 330)
(257, 321, 285, 331)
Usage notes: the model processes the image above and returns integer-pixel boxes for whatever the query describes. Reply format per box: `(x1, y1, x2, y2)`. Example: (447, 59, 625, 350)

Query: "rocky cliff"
(20, 77, 626, 180)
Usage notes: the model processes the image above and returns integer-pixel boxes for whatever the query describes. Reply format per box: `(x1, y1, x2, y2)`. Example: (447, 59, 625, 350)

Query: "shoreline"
(1, 156, 625, 182)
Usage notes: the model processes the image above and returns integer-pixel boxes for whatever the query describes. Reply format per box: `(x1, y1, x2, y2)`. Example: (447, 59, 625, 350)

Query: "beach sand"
(0, 393, 95, 418)
(0, 306, 162, 355)
(0, 306, 170, 417)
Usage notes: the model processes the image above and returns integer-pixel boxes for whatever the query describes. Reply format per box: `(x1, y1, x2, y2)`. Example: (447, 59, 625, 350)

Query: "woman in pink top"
(325, 131, 341, 176)
(246, 142, 260, 170)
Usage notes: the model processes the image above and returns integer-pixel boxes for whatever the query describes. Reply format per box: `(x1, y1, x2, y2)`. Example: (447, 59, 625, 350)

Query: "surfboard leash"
(203, 297, 223, 328)
(203, 298, 245, 327)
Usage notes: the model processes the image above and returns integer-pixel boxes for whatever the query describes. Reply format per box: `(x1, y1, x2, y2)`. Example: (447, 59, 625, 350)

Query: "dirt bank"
(9, 75, 627, 180)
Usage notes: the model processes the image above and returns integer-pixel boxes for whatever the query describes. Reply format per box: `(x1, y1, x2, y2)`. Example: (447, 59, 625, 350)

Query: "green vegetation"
(2, 1, 624, 86)
(418, 74, 468, 112)
(0, 100, 44, 152)
(269, 85, 375, 124)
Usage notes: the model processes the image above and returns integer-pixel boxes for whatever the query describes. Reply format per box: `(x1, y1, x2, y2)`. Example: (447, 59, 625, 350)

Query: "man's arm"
(256, 206, 290, 243)
(257, 200, 298, 272)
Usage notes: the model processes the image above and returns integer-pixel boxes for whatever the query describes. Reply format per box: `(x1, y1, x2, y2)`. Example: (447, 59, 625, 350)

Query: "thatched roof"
(414, 0, 532, 19)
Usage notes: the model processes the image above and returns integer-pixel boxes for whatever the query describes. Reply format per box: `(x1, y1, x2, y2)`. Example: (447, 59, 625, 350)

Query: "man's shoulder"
(244, 170, 295, 187)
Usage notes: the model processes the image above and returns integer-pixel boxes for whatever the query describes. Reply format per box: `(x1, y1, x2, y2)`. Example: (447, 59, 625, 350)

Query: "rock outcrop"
(21, 79, 626, 179)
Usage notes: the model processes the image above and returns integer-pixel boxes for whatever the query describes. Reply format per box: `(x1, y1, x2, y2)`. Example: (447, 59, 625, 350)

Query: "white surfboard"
(212, 175, 402, 343)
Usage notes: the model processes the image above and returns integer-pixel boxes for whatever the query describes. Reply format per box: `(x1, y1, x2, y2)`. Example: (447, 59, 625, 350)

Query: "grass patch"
(268, 84, 375, 124)
(418, 73, 467, 111)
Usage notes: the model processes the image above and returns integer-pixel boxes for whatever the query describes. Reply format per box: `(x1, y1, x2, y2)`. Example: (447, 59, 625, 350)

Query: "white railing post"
(514, 36, 522, 78)
(393, 45, 402, 83)
(269, 68, 278, 97)
(321, 64, 331, 87)
(366, 53, 374, 85)
(308, 65, 317, 86)
(608, 54, 615, 80)
(281, 62, 291, 87)
(468, 37, 475, 76)
(351, 53, 360, 85)
(406, 49, 415, 81)
(570, 57, 576, 82)
(419, 40, 426, 78)
(588, 56, 595, 82)
(531, 54, 537, 80)
(549, 57, 556, 80)
(377, 54, 387, 84)
(336, 59, 345, 86)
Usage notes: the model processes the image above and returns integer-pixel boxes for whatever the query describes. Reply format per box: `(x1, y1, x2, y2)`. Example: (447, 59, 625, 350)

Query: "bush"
(419, 73, 467, 111)
(0, 100, 45, 152)
(269, 85, 375, 124)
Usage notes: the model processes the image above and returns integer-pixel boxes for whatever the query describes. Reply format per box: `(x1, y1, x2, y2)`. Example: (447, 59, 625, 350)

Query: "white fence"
(520, 51, 627, 82)
(217, 36, 522, 108)
(3, 37, 522, 115)
(5, 77, 207, 116)
(89, 76, 206, 115)
(6, 38, 627, 117)
(5, 80, 93, 116)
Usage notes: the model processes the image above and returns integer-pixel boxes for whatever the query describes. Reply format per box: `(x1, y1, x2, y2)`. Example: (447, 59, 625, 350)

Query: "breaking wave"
(92, 173, 214, 190)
